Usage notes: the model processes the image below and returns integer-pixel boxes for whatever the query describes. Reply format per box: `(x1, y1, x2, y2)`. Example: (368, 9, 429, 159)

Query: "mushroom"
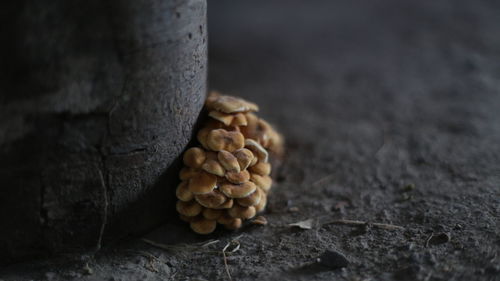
(208, 111, 234, 126)
(220, 181, 257, 198)
(236, 187, 262, 207)
(190, 218, 217, 235)
(249, 162, 271, 176)
(206, 94, 259, 114)
(225, 170, 250, 184)
(176, 181, 194, 202)
(176, 200, 202, 217)
(254, 191, 267, 213)
(223, 218, 243, 230)
(188, 171, 217, 194)
(244, 139, 269, 163)
(207, 129, 245, 152)
(233, 148, 254, 170)
(228, 204, 256, 219)
(217, 150, 240, 173)
(179, 167, 200, 181)
(179, 214, 199, 222)
(213, 198, 234, 209)
(202, 208, 223, 220)
(230, 113, 248, 126)
(250, 174, 273, 193)
(194, 189, 228, 208)
(183, 147, 206, 168)
(201, 152, 226, 177)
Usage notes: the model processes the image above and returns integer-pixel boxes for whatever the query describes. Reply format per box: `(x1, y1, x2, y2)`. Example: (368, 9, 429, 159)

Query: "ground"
(1, 0, 499, 280)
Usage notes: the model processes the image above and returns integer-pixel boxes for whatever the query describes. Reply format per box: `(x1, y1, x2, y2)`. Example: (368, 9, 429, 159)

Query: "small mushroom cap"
(183, 147, 206, 168)
(236, 187, 262, 207)
(179, 167, 200, 181)
(251, 216, 268, 225)
(230, 113, 248, 126)
(176, 200, 203, 217)
(225, 170, 250, 184)
(207, 129, 245, 152)
(207, 95, 259, 113)
(220, 181, 257, 198)
(213, 198, 234, 209)
(217, 150, 240, 173)
(254, 191, 267, 213)
(188, 171, 217, 194)
(201, 159, 226, 177)
(217, 212, 235, 225)
(228, 204, 256, 219)
(208, 111, 234, 126)
(202, 208, 223, 220)
(224, 218, 243, 230)
(251, 174, 273, 193)
(245, 139, 269, 163)
(240, 113, 259, 138)
(195, 190, 228, 208)
(249, 162, 271, 176)
(190, 218, 217, 235)
(176, 181, 194, 202)
(233, 148, 254, 170)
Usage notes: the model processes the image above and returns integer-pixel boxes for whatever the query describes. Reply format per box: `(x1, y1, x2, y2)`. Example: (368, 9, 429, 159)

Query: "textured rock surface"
(1, 0, 500, 280)
(0, 0, 206, 263)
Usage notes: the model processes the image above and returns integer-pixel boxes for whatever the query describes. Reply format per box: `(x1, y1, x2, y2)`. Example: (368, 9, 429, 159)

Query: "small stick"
(222, 242, 232, 281)
(425, 233, 434, 248)
(323, 219, 404, 231)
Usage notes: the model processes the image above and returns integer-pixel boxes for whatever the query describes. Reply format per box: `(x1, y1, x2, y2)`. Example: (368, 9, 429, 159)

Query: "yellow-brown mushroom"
(202, 208, 223, 220)
(236, 187, 262, 207)
(220, 181, 257, 198)
(188, 171, 217, 194)
(194, 190, 228, 208)
(176, 181, 194, 202)
(183, 147, 206, 168)
(190, 218, 217, 235)
(206, 129, 245, 152)
(250, 174, 273, 193)
(176, 200, 203, 217)
(249, 162, 271, 176)
(225, 170, 250, 184)
(228, 204, 256, 219)
(217, 150, 240, 173)
(233, 148, 254, 170)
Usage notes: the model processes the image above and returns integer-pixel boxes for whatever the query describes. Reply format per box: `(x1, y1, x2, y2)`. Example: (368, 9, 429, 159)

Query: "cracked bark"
(0, 0, 207, 263)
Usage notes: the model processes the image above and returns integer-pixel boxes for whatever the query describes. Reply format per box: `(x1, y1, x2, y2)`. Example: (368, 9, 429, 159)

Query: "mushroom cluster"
(176, 92, 283, 234)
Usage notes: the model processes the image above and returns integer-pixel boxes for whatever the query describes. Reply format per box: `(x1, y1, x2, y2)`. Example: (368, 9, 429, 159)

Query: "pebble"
(316, 250, 349, 269)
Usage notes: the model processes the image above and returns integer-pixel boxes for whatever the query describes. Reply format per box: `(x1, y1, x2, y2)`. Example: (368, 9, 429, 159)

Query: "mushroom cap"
(209, 111, 234, 126)
(216, 212, 234, 225)
(228, 204, 256, 219)
(225, 170, 250, 184)
(236, 187, 262, 207)
(249, 162, 271, 176)
(183, 147, 206, 168)
(176, 200, 203, 217)
(230, 113, 248, 126)
(207, 95, 259, 114)
(251, 216, 268, 225)
(201, 159, 226, 177)
(188, 171, 217, 194)
(245, 139, 269, 163)
(220, 181, 257, 198)
(213, 198, 234, 209)
(217, 150, 240, 173)
(251, 174, 273, 193)
(176, 181, 194, 202)
(254, 191, 267, 213)
(190, 218, 217, 235)
(179, 167, 200, 181)
(233, 148, 254, 170)
(207, 129, 245, 152)
(223, 218, 243, 230)
(202, 208, 223, 220)
(195, 190, 228, 208)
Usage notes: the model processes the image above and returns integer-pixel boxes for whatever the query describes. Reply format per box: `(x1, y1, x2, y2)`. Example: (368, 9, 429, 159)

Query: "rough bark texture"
(2, 0, 500, 280)
(0, 0, 207, 263)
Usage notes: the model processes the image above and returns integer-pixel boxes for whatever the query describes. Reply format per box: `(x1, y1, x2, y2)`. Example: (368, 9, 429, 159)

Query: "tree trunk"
(0, 0, 207, 263)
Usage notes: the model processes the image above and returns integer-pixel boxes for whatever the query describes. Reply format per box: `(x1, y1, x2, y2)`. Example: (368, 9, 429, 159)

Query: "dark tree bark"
(0, 0, 207, 263)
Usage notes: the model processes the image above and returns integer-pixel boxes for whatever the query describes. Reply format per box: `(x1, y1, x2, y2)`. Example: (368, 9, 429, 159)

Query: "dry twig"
(323, 219, 404, 231)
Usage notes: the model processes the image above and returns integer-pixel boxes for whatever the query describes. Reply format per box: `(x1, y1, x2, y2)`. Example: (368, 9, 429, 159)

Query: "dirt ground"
(1, 0, 499, 280)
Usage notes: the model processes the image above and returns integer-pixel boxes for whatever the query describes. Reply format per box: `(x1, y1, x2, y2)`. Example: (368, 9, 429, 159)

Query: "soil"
(1, 0, 499, 280)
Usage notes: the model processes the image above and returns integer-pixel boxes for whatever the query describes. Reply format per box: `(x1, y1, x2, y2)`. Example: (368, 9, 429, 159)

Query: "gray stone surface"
(1, 0, 499, 280)
(0, 0, 206, 263)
